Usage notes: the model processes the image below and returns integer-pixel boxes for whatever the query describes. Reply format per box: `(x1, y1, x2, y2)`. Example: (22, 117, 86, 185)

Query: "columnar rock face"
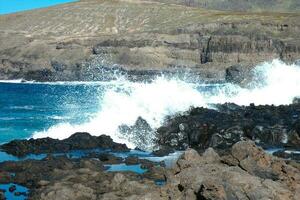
(0, 0, 299, 81)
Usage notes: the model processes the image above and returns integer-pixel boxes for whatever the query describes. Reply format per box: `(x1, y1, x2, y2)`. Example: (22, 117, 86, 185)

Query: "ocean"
(1, 59, 300, 149)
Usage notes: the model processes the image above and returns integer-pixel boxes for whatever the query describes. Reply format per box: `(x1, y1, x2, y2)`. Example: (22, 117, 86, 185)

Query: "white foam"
(285, 150, 300, 154)
(33, 78, 206, 148)
(9, 105, 35, 110)
(32, 59, 300, 149)
(0, 79, 25, 83)
(208, 59, 300, 105)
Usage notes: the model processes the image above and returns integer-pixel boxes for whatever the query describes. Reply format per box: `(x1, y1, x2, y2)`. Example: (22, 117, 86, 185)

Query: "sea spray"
(33, 78, 206, 148)
(207, 59, 300, 105)
(32, 59, 300, 149)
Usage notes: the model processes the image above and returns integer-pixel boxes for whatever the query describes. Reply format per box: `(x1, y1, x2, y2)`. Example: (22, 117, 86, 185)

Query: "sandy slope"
(0, 0, 299, 81)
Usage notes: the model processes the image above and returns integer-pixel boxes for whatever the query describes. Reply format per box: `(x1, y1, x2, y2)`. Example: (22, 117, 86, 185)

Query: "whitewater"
(16, 59, 300, 149)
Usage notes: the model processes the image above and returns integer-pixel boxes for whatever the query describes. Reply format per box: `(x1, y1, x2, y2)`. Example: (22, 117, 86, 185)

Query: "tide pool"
(0, 0, 77, 15)
(0, 183, 28, 200)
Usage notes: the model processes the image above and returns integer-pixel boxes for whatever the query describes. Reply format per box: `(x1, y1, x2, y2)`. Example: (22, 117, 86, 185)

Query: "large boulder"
(163, 141, 300, 200)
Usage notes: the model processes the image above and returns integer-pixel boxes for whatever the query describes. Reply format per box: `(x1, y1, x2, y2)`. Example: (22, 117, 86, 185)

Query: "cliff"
(0, 0, 299, 81)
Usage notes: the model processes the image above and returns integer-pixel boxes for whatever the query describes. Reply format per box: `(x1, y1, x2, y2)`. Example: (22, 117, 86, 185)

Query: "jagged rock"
(119, 117, 154, 150)
(1, 141, 299, 199)
(180, 148, 201, 162)
(152, 146, 174, 157)
(0, 190, 5, 200)
(0, 132, 129, 157)
(220, 154, 239, 166)
(225, 64, 250, 84)
(202, 148, 220, 163)
(156, 103, 300, 155)
(231, 141, 300, 187)
(292, 97, 300, 104)
(196, 179, 227, 200)
(164, 142, 300, 200)
(39, 183, 97, 200)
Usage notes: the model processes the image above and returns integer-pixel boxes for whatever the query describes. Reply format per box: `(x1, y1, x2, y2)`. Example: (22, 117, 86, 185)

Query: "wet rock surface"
(0, 149, 166, 199)
(0, 132, 129, 157)
(0, 141, 299, 199)
(119, 117, 155, 150)
(156, 103, 300, 158)
(0, 103, 300, 199)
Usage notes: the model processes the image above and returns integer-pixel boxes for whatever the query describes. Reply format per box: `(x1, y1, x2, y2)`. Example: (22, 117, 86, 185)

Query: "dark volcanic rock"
(0, 141, 299, 199)
(124, 156, 165, 169)
(119, 117, 154, 150)
(152, 146, 175, 157)
(273, 150, 300, 162)
(0, 190, 4, 200)
(0, 132, 129, 157)
(156, 103, 300, 152)
(225, 64, 252, 85)
(293, 97, 300, 104)
(8, 185, 16, 193)
(89, 153, 123, 165)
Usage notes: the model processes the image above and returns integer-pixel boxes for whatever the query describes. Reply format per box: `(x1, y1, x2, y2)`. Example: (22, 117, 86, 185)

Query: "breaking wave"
(32, 59, 300, 149)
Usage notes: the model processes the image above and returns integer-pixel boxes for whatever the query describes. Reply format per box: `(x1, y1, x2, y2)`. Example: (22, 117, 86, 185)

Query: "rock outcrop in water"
(0, 132, 129, 157)
(156, 103, 300, 151)
(0, 140, 299, 199)
(0, 0, 299, 81)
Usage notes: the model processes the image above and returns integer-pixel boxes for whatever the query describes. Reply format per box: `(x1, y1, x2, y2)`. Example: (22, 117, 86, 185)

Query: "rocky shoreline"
(156, 103, 300, 152)
(0, 138, 299, 199)
(1, 0, 300, 82)
(1, 0, 300, 199)
(0, 102, 300, 199)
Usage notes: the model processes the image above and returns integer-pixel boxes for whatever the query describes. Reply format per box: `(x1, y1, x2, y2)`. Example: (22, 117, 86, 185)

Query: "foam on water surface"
(31, 60, 300, 149)
(1, 59, 300, 149)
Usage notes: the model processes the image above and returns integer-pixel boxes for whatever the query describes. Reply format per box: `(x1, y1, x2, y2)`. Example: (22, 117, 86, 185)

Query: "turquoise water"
(105, 163, 147, 174)
(0, 82, 101, 144)
(0, 0, 77, 15)
(0, 183, 28, 200)
(0, 80, 233, 145)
